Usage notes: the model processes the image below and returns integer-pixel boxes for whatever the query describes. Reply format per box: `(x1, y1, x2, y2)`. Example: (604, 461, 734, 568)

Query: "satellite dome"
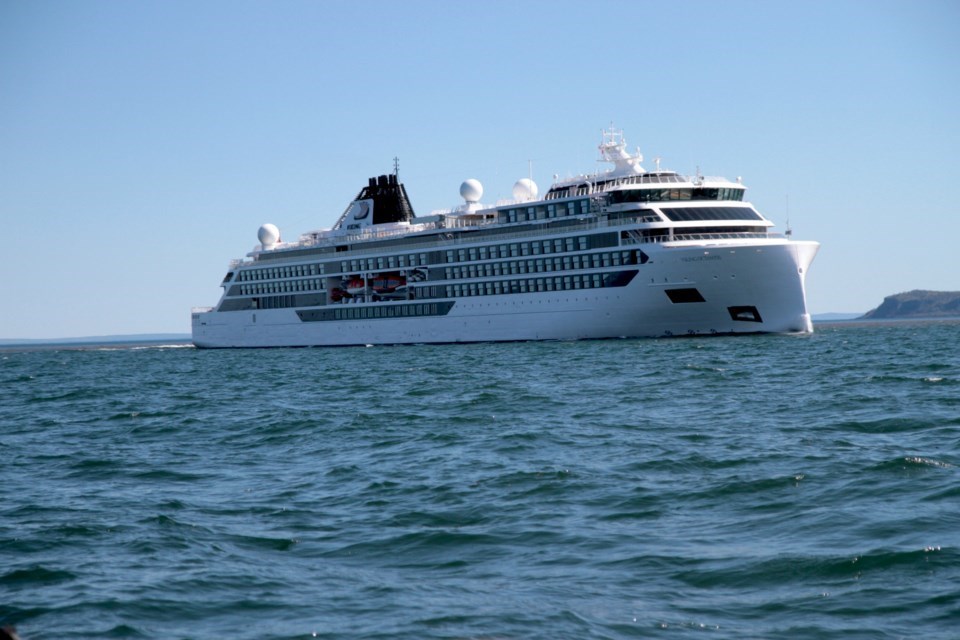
(258, 223, 280, 249)
(460, 179, 483, 203)
(512, 178, 539, 201)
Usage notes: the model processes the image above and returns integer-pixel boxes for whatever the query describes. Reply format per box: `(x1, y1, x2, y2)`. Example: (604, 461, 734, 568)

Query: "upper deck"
(233, 127, 764, 268)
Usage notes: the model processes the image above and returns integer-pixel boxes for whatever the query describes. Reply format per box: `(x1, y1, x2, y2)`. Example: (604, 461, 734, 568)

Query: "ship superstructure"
(192, 128, 818, 347)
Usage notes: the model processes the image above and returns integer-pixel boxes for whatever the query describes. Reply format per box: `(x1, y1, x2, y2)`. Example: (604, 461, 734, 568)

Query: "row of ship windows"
(340, 253, 432, 274)
(445, 234, 610, 264)
(239, 264, 323, 281)
(608, 187, 745, 204)
(318, 303, 448, 322)
(338, 235, 600, 274)
(237, 235, 608, 283)
(443, 250, 638, 280)
(238, 279, 326, 296)
(661, 206, 762, 222)
(238, 253, 432, 282)
(444, 272, 626, 297)
(498, 199, 593, 224)
(256, 295, 300, 310)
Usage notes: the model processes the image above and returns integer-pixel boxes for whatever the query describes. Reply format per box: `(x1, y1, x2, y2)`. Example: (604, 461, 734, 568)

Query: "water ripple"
(1, 322, 958, 638)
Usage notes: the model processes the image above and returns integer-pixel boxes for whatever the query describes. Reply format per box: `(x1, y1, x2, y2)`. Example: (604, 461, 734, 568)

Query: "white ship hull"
(192, 239, 818, 348)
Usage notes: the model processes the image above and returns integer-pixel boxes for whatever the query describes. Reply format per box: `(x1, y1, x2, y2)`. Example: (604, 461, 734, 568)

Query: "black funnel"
(355, 174, 416, 224)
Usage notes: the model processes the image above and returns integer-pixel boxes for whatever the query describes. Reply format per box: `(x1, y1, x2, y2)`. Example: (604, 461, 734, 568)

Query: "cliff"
(860, 290, 960, 319)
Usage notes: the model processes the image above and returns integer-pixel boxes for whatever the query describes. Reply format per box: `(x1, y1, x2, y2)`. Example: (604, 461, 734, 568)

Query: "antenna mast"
(785, 195, 792, 237)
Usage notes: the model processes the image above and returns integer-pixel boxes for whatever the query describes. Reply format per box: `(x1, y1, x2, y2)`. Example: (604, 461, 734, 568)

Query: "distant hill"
(860, 290, 960, 319)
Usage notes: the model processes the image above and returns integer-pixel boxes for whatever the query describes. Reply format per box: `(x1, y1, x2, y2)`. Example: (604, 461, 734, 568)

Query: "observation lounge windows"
(661, 207, 762, 222)
(608, 187, 746, 204)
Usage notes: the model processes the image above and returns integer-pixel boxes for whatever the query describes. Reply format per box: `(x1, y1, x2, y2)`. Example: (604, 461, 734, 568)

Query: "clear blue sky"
(2, 0, 958, 339)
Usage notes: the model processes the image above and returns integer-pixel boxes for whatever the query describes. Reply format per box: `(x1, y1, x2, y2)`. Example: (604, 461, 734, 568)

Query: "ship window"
(662, 206, 762, 222)
(728, 305, 763, 322)
(665, 288, 706, 303)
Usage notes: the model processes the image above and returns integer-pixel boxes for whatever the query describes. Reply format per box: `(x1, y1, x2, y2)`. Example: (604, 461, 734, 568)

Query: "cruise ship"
(191, 128, 818, 348)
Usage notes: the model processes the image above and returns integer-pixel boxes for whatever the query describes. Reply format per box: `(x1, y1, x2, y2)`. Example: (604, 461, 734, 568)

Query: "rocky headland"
(860, 290, 960, 319)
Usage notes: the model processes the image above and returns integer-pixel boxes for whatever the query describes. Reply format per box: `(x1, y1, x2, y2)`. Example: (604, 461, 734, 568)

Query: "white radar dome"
(460, 179, 483, 203)
(258, 223, 280, 249)
(512, 178, 539, 201)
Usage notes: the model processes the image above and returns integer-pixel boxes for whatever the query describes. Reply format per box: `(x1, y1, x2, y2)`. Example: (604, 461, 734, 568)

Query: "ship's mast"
(598, 125, 644, 175)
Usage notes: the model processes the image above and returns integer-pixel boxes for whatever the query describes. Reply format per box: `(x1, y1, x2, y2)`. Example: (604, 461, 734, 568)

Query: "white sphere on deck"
(460, 179, 483, 203)
(258, 223, 280, 248)
(512, 178, 539, 201)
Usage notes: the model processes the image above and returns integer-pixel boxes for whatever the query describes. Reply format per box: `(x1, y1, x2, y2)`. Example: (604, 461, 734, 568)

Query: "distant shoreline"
(0, 335, 192, 352)
(814, 316, 960, 329)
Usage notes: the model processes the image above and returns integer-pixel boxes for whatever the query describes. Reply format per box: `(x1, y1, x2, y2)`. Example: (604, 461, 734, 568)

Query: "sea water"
(2, 321, 958, 639)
